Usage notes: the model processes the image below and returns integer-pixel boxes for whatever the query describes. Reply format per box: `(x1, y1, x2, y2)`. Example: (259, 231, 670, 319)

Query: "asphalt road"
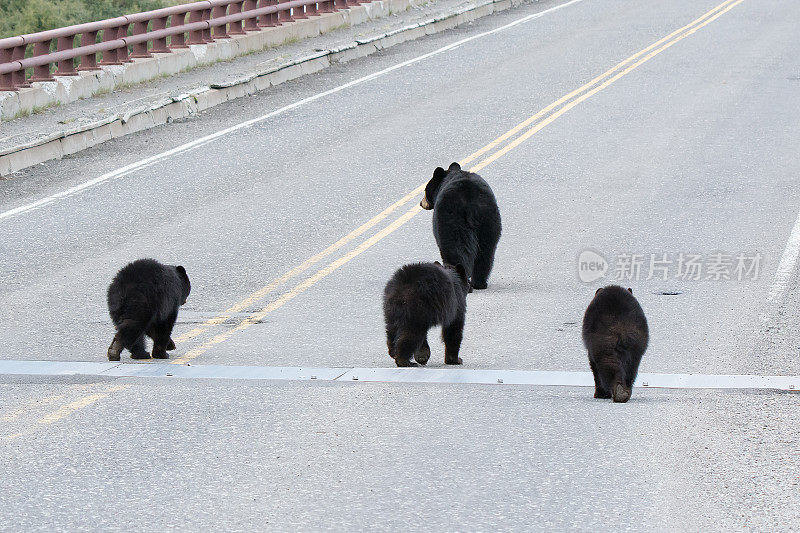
(1, 0, 799, 530)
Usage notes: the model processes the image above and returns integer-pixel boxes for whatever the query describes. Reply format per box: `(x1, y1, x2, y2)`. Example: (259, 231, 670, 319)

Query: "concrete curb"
(0, 0, 522, 177)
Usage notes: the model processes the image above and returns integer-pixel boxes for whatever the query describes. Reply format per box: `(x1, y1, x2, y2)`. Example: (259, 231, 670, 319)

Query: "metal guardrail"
(0, 0, 368, 91)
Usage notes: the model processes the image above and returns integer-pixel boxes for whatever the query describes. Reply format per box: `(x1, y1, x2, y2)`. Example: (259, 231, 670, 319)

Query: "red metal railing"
(0, 0, 367, 91)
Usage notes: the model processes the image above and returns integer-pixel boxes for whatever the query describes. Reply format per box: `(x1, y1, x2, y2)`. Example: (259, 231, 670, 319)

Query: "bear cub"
(383, 261, 470, 367)
(581, 285, 649, 403)
(107, 258, 191, 361)
(420, 162, 501, 290)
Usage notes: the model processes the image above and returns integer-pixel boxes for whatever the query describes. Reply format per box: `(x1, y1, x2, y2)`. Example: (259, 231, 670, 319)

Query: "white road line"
(762, 209, 800, 319)
(0, 360, 796, 390)
(0, 0, 586, 222)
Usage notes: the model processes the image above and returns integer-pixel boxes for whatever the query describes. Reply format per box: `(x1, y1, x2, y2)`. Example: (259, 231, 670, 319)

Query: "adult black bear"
(383, 262, 470, 367)
(106, 258, 191, 361)
(420, 162, 501, 290)
(581, 285, 649, 403)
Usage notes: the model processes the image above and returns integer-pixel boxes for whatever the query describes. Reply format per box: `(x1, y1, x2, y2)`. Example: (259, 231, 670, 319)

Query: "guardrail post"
(307, 1, 319, 16)
(151, 16, 171, 52)
(202, 8, 214, 42)
(29, 40, 55, 82)
(228, 2, 246, 35)
(0, 48, 17, 90)
(55, 36, 79, 76)
(258, 0, 279, 27)
(278, 0, 294, 23)
(170, 12, 189, 48)
(11, 45, 29, 88)
(117, 24, 133, 63)
(77, 31, 101, 70)
(294, 1, 309, 19)
(100, 26, 121, 65)
(243, 0, 260, 30)
(187, 10, 206, 45)
(212, 5, 231, 39)
(130, 20, 152, 58)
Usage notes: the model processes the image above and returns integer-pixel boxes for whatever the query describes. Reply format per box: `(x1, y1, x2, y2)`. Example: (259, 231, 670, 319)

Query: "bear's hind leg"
(107, 332, 123, 361)
(597, 354, 629, 403)
(150, 312, 177, 359)
(146, 326, 176, 351)
(471, 250, 495, 290)
(470, 224, 499, 290)
(114, 319, 150, 359)
(414, 337, 431, 365)
(129, 335, 150, 360)
(442, 318, 464, 365)
(386, 325, 397, 360)
(393, 330, 423, 367)
(589, 359, 611, 399)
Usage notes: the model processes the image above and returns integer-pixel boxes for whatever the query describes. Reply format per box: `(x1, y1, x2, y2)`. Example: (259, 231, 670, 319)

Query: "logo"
(578, 250, 608, 283)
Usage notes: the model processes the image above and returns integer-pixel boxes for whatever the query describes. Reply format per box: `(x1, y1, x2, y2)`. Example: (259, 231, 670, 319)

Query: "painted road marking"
(174, 186, 425, 343)
(2, 382, 131, 440)
(172, 0, 746, 361)
(0, 0, 588, 223)
(762, 210, 800, 321)
(0, 360, 796, 391)
(37, 393, 113, 425)
(172, 203, 422, 363)
(459, 0, 740, 168)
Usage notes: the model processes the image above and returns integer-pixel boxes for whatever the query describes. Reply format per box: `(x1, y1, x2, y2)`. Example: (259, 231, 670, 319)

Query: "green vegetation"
(0, 0, 185, 39)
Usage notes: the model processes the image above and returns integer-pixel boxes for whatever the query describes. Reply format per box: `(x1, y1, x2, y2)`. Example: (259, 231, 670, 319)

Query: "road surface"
(0, 0, 798, 530)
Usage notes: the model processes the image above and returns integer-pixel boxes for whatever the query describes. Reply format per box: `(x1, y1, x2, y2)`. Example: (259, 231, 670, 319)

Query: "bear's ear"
(455, 263, 467, 280)
(448, 162, 461, 172)
(434, 260, 441, 266)
(595, 287, 604, 296)
(423, 169, 446, 210)
(176, 265, 188, 279)
(627, 287, 633, 294)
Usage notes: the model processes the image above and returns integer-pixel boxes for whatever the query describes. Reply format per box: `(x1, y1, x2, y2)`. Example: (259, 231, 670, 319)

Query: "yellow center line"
(458, 0, 740, 167)
(173, 205, 423, 363)
(37, 394, 110, 425)
(0, 394, 66, 422)
(36, 384, 130, 425)
(3, 384, 131, 439)
(171, 0, 745, 362)
(174, 186, 425, 343)
(471, 0, 745, 173)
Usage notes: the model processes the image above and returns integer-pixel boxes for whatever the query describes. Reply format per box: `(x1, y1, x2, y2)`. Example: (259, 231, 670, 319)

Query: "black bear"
(106, 258, 191, 361)
(420, 162, 501, 290)
(581, 285, 649, 403)
(383, 261, 470, 367)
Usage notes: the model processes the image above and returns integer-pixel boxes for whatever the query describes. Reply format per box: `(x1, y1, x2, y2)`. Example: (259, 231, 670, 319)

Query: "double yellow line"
(3, 383, 130, 441)
(172, 0, 744, 364)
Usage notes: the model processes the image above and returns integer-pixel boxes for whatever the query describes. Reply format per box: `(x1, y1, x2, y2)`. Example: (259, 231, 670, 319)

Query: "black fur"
(383, 262, 470, 367)
(106, 259, 191, 361)
(581, 285, 649, 403)
(420, 162, 501, 290)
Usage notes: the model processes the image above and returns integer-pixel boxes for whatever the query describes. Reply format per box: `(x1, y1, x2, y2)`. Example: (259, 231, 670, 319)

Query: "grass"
(0, 1, 186, 39)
